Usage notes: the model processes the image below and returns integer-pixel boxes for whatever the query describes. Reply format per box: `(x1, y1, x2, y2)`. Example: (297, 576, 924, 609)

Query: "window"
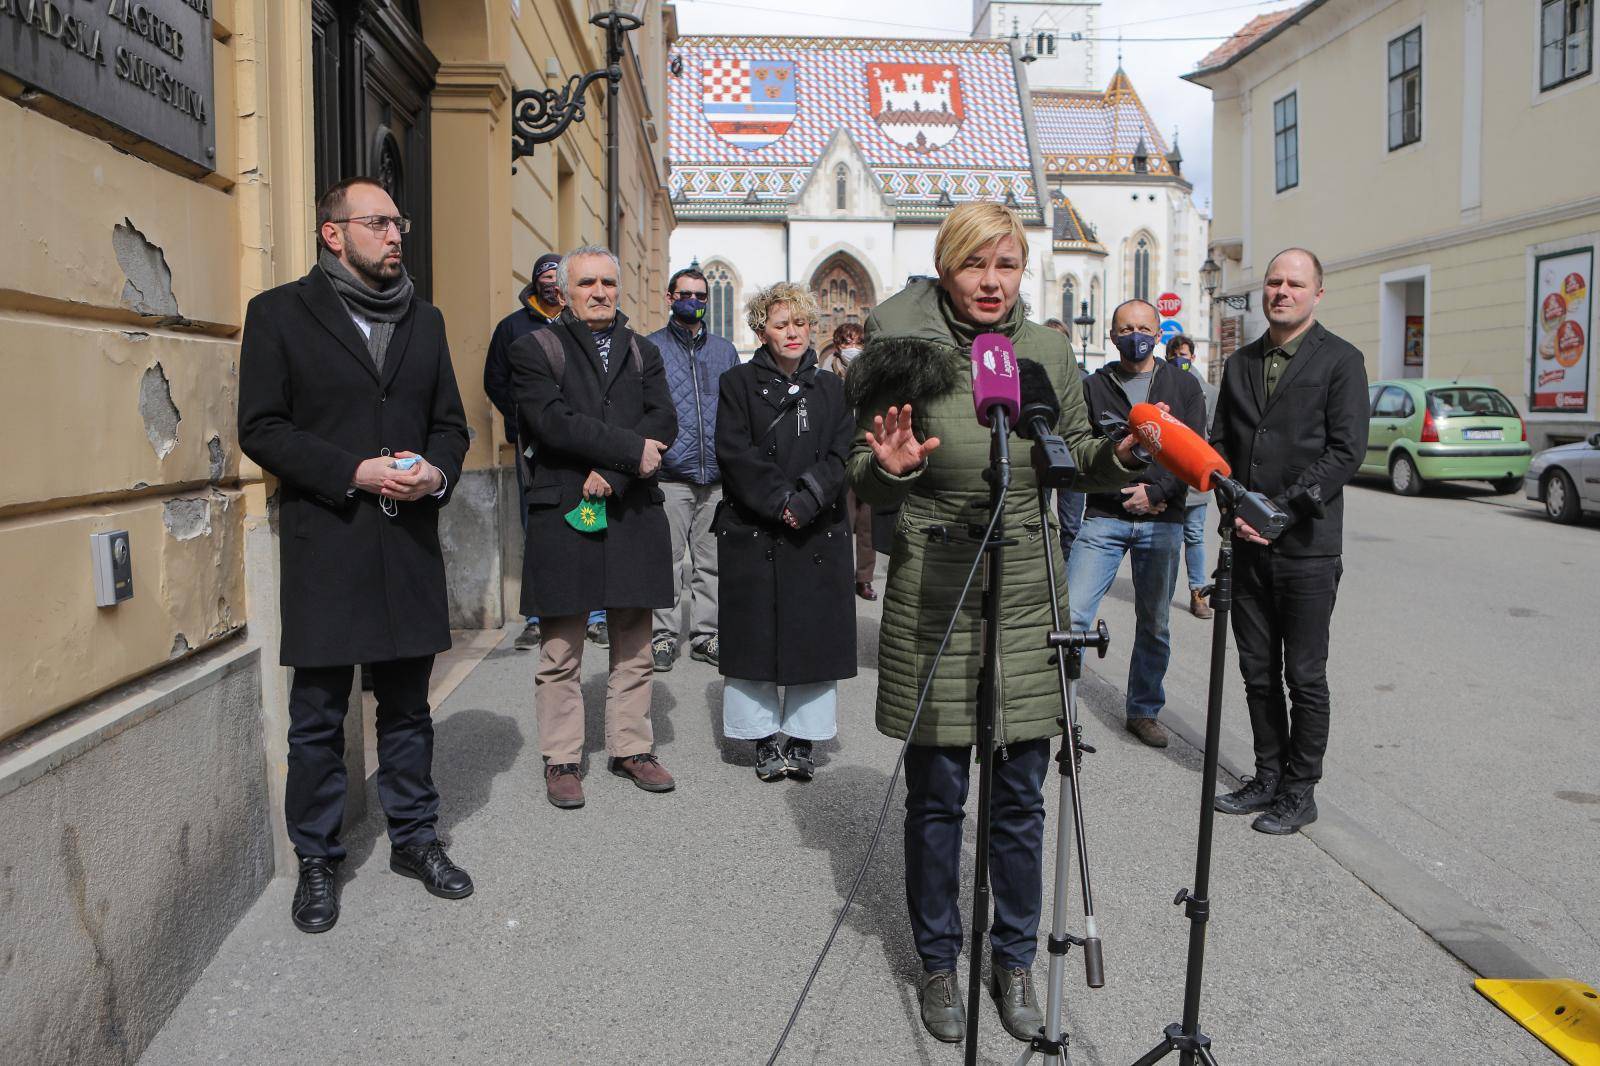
(1036, 31, 1055, 56)
(1387, 27, 1422, 150)
(834, 165, 848, 211)
(1427, 387, 1517, 418)
(1062, 277, 1077, 325)
(1373, 386, 1411, 418)
(1273, 92, 1299, 192)
(704, 262, 735, 339)
(1133, 238, 1151, 302)
(1542, 0, 1593, 90)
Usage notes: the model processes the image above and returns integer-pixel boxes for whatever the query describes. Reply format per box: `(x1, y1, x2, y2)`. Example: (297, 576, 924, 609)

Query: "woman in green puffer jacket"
(845, 201, 1145, 1045)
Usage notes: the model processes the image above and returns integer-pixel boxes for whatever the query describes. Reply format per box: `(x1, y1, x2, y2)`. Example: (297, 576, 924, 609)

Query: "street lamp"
(1073, 299, 1095, 369)
(1200, 255, 1221, 300)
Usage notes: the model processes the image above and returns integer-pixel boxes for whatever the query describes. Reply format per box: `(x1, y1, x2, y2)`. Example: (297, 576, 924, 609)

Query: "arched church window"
(835, 166, 848, 212)
(704, 261, 736, 339)
(1133, 237, 1152, 303)
(1062, 277, 1077, 326)
(1037, 32, 1056, 56)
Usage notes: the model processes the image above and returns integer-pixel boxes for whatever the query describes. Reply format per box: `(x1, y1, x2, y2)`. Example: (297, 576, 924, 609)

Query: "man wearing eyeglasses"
(645, 267, 739, 672)
(239, 176, 473, 935)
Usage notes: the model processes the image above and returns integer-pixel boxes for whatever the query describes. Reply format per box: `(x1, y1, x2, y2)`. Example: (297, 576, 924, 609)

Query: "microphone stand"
(965, 407, 1015, 1066)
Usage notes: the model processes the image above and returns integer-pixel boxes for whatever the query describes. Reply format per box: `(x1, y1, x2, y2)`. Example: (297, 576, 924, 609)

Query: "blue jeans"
(722, 679, 837, 742)
(1067, 516, 1183, 720)
(1182, 502, 1209, 591)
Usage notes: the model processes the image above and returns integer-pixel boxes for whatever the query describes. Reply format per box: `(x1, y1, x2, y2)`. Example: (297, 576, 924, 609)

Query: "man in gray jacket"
(647, 266, 740, 671)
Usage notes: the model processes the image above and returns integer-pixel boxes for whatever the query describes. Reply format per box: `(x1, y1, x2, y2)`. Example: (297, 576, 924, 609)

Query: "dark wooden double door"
(311, 0, 439, 299)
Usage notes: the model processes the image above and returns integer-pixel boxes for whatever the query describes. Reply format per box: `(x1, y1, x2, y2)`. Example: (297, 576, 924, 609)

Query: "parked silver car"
(1525, 431, 1600, 522)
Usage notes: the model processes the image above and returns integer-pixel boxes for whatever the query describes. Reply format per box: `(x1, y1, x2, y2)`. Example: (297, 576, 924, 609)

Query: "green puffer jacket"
(846, 279, 1135, 749)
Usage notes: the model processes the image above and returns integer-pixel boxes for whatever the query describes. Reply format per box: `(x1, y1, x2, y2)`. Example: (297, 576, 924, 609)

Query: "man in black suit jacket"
(1209, 248, 1369, 835)
(239, 177, 474, 933)
(510, 246, 679, 810)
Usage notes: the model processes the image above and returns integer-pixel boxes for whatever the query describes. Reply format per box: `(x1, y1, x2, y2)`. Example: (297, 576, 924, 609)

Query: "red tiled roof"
(1196, 7, 1300, 72)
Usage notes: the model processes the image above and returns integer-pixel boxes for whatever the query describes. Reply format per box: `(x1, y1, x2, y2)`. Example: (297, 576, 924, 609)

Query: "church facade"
(666, 16, 1211, 370)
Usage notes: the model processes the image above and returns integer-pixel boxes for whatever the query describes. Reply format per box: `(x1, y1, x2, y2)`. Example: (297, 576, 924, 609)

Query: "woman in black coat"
(715, 282, 856, 781)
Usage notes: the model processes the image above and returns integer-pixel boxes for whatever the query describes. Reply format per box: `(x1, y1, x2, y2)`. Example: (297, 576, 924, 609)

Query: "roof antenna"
(1117, 35, 1124, 69)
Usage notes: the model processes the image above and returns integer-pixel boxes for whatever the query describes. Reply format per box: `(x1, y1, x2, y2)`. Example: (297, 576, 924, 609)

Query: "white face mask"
(840, 346, 862, 364)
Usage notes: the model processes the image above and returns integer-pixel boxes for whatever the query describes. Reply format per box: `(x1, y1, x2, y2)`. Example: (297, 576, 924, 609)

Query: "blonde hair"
(745, 281, 820, 337)
(934, 201, 1030, 278)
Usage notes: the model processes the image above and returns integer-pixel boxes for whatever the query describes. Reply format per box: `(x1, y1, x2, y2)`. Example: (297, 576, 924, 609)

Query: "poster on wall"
(1404, 316, 1425, 367)
(1530, 247, 1591, 412)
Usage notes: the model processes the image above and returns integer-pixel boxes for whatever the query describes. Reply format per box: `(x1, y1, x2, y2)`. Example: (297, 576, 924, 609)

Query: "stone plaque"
(0, 0, 216, 170)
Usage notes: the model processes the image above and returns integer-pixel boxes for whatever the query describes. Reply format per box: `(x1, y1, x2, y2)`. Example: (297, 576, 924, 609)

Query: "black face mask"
(671, 296, 707, 324)
(1113, 332, 1158, 363)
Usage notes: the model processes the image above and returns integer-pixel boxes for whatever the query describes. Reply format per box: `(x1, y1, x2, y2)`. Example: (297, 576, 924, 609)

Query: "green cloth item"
(1264, 329, 1306, 398)
(564, 497, 607, 533)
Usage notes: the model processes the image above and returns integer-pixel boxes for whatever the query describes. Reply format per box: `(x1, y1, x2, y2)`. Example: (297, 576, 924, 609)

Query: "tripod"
(1011, 482, 1112, 1066)
(1129, 519, 1237, 1066)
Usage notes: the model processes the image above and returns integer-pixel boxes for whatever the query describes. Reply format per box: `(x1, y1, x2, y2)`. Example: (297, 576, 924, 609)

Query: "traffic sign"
(1157, 292, 1183, 317)
(1160, 319, 1184, 341)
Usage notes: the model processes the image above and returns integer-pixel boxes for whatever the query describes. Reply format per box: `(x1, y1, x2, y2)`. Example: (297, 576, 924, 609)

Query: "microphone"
(1019, 359, 1076, 489)
(971, 333, 1021, 429)
(1128, 403, 1291, 540)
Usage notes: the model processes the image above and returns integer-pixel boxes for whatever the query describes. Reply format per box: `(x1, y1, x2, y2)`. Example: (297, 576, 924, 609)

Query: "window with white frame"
(1541, 0, 1593, 90)
(1387, 27, 1422, 149)
(1273, 92, 1299, 192)
(834, 165, 848, 212)
(704, 262, 736, 339)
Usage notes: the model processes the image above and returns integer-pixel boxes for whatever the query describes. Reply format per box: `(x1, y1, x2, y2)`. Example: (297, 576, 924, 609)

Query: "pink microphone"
(971, 332, 1022, 428)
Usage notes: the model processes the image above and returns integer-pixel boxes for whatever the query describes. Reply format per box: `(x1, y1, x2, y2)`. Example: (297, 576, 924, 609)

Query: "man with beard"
(239, 177, 473, 933)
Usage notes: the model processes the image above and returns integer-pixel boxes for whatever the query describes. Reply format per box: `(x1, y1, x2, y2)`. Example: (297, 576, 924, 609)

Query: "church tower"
(972, 0, 1101, 90)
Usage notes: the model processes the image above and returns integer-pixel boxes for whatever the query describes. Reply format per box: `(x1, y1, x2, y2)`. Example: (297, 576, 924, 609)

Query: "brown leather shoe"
(545, 762, 584, 809)
(610, 752, 676, 793)
(1126, 718, 1169, 748)
(1190, 589, 1214, 619)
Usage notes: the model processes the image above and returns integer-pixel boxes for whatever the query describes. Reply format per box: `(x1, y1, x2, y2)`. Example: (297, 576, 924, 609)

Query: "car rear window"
(1426, 388, 1517, 418)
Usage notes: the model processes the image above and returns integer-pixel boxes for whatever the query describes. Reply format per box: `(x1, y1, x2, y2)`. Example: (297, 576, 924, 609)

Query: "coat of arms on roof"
(868, 63, 965, 156)
(701, 59, 797, 150)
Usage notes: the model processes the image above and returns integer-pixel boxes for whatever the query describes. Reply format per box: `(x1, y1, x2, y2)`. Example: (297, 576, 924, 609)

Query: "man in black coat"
(239, 177, 474, 933)
(510, 246, 679, 810)
(1067, 298, 1208, 750)
(1210, 247, 1370, 835)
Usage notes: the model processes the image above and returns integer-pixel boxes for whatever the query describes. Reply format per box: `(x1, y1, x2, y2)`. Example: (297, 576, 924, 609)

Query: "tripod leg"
(1129, 1037, 1175, 1066)
(1196, 1045, 1220, 1066)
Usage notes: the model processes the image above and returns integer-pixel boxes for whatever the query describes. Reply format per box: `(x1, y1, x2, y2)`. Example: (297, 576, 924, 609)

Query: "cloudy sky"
(671, 0, 1299, 212)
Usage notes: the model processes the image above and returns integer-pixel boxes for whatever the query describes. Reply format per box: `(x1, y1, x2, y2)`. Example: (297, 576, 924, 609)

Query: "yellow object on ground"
(1475, 978, 1600, 1065)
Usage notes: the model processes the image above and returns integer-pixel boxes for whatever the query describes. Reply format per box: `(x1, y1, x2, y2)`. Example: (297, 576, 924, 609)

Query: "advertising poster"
(1404, 316, 1424, 367)
(1531, 248, 1592, 412)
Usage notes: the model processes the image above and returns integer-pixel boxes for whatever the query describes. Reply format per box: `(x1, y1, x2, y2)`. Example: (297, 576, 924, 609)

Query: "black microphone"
(1018, 359, 1076, 488)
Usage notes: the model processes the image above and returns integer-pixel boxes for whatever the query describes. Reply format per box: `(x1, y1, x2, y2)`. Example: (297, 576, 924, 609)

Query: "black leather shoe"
(390, 841, 474, 899)
(1214, 775, 1279, 815)
(1253, 786, 1318, 835)
(291, 857, 339, 934)
(918, 970, 965, 1043)
(990, 965, 1043, 1042)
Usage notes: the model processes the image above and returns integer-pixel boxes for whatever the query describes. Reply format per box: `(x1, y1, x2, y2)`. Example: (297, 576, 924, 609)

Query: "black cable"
(766, 479, 1010, 1065)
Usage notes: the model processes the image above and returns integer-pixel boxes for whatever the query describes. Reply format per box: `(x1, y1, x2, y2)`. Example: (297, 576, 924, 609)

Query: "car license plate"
(1463, 429, 1503, 440)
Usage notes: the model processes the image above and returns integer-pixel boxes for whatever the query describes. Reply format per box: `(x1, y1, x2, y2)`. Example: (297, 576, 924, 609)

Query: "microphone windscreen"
(971, 332, 1022, 428)
(1129, 402, 1231, 492)
(1017, 358, 1061, 439)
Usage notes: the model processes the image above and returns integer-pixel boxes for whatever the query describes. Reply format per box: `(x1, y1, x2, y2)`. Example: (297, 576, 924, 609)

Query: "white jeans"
(722, 679, 838, 742)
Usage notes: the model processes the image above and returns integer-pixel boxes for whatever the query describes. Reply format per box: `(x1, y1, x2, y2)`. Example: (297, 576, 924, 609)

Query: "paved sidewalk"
(141, 580, 1548, 1065)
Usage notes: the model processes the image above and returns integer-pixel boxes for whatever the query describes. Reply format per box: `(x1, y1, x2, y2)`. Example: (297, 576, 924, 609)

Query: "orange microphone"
(1128, 402, 1230, 492)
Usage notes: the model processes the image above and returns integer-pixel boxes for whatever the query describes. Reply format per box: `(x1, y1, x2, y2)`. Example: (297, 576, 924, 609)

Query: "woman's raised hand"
(866, 404, 941, 476)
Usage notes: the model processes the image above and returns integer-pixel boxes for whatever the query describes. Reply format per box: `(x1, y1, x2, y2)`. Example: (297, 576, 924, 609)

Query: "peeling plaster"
(138, 364, 180, 460)
(162, 498, 210, 541)
(112, 219, 180, 319)
(169, 634, 190, 658)
(207, 436, 224, 482)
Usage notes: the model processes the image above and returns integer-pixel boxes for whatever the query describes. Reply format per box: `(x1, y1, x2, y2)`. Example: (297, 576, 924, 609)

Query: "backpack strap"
(628, 335, 644, 378)
(531, 327, 566, 386)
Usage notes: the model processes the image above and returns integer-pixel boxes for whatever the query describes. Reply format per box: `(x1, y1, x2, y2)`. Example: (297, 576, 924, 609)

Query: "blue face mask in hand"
(1113, 331, 1158, 363)
(671, 296, 707, 323)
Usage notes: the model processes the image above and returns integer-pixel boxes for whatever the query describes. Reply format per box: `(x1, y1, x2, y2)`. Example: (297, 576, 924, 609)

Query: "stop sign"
(1157, 292, 1183, 317)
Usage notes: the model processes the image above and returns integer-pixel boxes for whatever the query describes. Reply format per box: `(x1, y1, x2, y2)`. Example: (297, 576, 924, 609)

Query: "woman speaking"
(845, 202, 1144, 1045)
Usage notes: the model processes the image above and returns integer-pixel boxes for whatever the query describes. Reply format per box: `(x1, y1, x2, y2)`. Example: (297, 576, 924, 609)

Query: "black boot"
(1214, 774, 1279, 815)
(1253, 785, 1318, 835)
(391, 841, 475, 899)
(291, 857, 340, 934)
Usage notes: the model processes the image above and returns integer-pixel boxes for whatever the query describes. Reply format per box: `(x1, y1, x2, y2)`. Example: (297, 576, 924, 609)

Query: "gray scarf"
(318, 247, 413, 372)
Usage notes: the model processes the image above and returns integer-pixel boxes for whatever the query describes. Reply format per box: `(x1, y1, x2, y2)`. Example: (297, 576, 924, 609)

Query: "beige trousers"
(535, 607, 654, 764)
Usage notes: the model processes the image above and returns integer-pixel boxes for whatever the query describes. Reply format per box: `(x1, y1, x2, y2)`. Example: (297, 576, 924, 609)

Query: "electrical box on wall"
(91, 531, 133, 607)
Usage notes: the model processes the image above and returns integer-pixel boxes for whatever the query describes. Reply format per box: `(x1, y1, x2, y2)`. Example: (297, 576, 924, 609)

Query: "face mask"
(671, 296, 707, 323)
(839, 346, 862, 364)
(1113, 332, 1158, 363)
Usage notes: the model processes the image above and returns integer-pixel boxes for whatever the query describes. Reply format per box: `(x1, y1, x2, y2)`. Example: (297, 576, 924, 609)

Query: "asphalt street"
(140, 487, 1572, 1065)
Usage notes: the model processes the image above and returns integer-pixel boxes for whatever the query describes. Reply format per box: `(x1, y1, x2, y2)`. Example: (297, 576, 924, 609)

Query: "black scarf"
(318, 247, 413, 372)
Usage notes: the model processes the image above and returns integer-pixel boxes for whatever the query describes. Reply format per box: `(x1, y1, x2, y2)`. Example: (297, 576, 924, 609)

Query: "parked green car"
(1359, 379, 1531, 496)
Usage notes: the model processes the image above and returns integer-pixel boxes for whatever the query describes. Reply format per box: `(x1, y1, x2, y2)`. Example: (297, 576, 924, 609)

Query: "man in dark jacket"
(1211, 247, 1369, 835)
(511, 246, 679, 810)
(238, 176, 474, 934)
(1067, 298, 1207, 749)
(646, 266, 740, 672)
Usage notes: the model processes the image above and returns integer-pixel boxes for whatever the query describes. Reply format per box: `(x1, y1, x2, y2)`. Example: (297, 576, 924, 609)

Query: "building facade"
(0, 2, 673, 1061)
(1192, 0, 1600, 447)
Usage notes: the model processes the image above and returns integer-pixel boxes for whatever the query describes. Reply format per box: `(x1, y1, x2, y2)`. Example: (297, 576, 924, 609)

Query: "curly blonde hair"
(745, 281, 821, 338)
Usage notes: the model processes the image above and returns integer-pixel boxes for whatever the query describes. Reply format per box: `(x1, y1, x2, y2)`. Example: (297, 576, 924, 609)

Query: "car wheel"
(1544, 469, 1581, 523)
(1489, 477, 1523, 495)
(1390, 453, 1423, 496)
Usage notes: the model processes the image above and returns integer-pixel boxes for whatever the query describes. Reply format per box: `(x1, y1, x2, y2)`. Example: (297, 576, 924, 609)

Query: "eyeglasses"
(670, 291, 708, 301)
(331, 215, 412, 235)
